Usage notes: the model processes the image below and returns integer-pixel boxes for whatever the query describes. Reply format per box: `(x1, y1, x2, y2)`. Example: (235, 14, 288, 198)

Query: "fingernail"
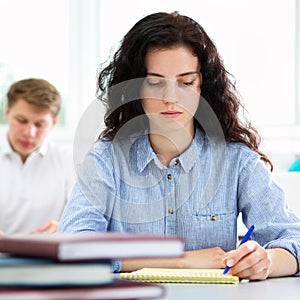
(246, 242, 256, 251)
(226, 259, 234, 267)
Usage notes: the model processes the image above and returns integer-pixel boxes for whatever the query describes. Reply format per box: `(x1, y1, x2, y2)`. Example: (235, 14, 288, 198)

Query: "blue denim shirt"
(59, 130, 300, 274)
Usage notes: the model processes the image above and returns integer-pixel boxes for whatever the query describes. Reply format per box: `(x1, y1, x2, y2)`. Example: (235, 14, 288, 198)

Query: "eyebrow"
(147, 72, 199, 78)
(15, 114, 47, 124)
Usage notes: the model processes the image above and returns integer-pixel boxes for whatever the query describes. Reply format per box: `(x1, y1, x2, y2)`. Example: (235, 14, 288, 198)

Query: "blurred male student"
(0, 78, 75, 234)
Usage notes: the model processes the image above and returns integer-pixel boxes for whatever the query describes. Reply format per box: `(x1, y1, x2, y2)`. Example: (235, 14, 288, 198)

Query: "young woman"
(59, 12, 300, 280)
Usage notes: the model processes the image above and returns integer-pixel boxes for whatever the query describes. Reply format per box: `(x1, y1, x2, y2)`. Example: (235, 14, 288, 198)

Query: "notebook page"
(120, 268, 239, 284)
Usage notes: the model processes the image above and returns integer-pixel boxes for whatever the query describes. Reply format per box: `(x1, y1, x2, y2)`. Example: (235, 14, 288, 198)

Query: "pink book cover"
(0, 232, 184, 261)
(0, 279, 165, 300)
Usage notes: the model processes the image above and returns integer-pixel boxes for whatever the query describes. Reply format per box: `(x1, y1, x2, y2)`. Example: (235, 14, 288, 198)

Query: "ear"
(52, 115, 59, 127)
(4, 105, 10, 121)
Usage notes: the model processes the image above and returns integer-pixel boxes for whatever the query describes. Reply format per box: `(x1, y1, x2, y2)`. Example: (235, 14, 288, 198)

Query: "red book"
(0, 279, 165, 300)
(0, 232, 183, 261)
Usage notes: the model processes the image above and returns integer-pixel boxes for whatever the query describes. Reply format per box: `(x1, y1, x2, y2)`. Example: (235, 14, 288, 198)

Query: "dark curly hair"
(97, 12, 272, 170)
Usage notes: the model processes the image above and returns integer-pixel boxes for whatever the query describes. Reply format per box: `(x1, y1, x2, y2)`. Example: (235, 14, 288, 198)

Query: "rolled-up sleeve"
(238, 151, 300, 276)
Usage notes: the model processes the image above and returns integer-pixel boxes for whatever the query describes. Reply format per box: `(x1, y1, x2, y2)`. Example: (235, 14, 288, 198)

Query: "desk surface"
(159, 277, 300, 300)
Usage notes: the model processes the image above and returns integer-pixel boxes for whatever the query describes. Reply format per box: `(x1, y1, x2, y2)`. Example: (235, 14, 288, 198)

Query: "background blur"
(0, 0, 299, 172)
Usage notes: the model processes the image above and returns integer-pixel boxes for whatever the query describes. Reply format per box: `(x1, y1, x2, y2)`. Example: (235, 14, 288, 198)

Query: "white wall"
(0, 0, 299, 172)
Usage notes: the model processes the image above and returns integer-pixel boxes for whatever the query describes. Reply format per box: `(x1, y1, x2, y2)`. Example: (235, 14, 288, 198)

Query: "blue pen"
(223, 225, 255, 275)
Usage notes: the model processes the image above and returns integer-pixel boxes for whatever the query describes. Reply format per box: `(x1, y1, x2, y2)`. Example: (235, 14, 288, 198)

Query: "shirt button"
(174, 160, 179, 166)
(167, 174, 172, 180)
(168, 208, 174, 214)
(211, 215, 217, 221)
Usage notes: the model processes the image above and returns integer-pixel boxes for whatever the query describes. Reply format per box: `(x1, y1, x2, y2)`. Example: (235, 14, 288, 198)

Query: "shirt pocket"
(177, 211, 237, 251)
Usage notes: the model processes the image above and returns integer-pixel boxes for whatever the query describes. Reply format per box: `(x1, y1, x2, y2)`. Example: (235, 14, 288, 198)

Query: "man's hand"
(30, 220, 59, 234)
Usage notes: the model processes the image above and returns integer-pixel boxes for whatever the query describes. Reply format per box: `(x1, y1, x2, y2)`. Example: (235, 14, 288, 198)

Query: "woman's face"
(141, 46, 201, 135)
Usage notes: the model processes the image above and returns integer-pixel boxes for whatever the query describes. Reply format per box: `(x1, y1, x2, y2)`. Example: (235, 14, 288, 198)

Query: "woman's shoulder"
(226, 141, 255, 153)
(90, 135, 143, 158)
(226, 141, 261, 164)
(93, 138, 112, 150)
(88, 138, 115, 160)
(226, 142, 272, 175)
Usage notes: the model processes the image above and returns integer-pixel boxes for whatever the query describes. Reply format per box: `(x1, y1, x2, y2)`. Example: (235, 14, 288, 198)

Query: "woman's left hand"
(222, 241, 272, 280)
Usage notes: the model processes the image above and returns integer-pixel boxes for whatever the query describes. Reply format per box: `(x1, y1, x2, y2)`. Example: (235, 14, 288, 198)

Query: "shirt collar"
(135, 134, 158, 172)
(0, 132, 49, 158)
(38, 139, 49, 156)
(177, 129, 206, 172)
(178, 134, 199, 173)
(133, 128, 206, 173)
(1, 132, 13, 156)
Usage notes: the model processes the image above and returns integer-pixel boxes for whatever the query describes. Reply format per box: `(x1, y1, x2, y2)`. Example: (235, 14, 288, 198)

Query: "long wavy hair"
(97, 12, 272, 169)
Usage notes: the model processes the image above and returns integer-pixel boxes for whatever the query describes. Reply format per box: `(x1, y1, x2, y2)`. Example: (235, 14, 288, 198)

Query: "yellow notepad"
(120, 268, 239, 284)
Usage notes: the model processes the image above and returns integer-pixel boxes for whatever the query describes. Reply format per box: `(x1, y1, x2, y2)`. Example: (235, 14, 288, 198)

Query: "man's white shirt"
(0, 133, 75, 234)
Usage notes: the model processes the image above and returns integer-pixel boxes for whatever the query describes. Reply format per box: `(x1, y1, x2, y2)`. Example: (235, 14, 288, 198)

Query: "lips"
(161, 111, 182, 119)
(19, 140, 33, 148)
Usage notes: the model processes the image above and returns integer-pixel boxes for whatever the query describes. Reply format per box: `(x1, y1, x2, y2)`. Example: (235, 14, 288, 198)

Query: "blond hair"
(6, 78, 61, 117)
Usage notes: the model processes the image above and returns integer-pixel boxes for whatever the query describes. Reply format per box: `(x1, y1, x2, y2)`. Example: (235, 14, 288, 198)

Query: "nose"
(162, 80, 178, 104)
(24, 124, 37, 137)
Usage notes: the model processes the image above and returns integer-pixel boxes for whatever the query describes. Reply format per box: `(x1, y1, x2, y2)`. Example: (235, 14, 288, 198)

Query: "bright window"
(98, 0, 296, 126)
(0, 0, 299, 170)
(97, 0, 300, 170)
(0, 0, 70, 135)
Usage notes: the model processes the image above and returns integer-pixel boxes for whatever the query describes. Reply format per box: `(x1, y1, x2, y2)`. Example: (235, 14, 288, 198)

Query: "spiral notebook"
(120, 268, 239, 284)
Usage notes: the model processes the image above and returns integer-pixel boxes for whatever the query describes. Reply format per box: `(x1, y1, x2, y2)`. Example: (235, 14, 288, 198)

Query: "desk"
(160, 277, 300, 300)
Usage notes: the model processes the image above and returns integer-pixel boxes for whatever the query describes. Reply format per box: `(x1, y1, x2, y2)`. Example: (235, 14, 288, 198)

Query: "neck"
(149, 127, 194, 166)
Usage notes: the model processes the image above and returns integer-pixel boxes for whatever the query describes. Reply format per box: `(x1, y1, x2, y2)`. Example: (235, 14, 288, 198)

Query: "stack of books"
(0, 232, 184, 299)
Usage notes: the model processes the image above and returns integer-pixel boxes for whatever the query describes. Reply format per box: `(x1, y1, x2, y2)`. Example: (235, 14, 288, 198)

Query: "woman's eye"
(179, 80, 195, 87)
(146, 78, 164, 87)
(184, 80, 195, 86)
